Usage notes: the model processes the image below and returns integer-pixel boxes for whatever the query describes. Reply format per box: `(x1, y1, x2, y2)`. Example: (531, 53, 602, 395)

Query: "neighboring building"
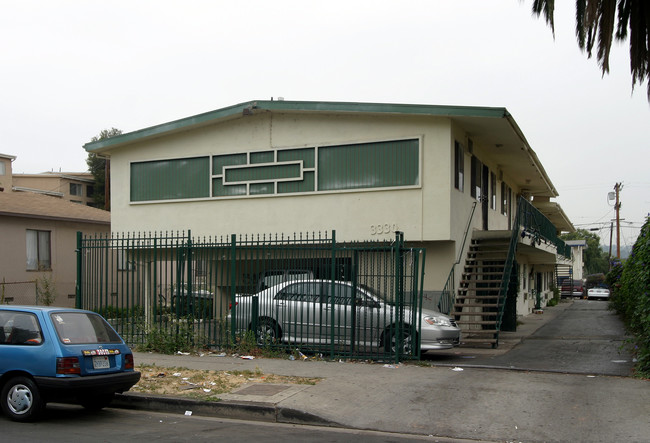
(84, 100, 575, 346)
(0, 153, 16, 193)
(565, 239, 587, 281)
(12, 172, 96, 206)
(0, 157, 110, 307)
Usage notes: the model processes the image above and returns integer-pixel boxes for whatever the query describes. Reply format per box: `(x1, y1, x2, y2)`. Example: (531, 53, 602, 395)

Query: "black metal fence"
(77, 231, 425, 361)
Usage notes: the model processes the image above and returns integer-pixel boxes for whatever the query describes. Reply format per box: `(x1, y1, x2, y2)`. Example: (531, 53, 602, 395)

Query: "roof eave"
(83, 100, 510, 153)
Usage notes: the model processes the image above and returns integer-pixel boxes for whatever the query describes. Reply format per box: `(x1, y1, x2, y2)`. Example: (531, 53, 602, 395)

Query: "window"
(470, 156, 481, 200)
(490, 172, 497, 209)
(325, 283, 354, 305)
(26, 230, 51, 270)
(0, 161, 5, 175)
(70, 183, 83, 196)
(0, 312, 42, 345)
(87, 185, 94, 198)
(454, 141, 464, 192)
(276, 282, 323, 302)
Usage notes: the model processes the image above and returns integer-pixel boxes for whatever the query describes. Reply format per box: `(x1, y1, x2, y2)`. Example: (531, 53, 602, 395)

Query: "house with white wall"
(83, 100, 574, 346)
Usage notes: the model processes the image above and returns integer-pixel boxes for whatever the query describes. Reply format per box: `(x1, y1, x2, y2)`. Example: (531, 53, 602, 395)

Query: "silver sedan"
(230, 280, 461, 353)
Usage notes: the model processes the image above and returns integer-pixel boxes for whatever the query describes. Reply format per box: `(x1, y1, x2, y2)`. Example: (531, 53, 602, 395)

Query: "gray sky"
(1, 1, 648, 248)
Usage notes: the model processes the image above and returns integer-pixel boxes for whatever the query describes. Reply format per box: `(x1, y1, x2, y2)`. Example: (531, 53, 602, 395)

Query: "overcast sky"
(1, 1, 647, 248)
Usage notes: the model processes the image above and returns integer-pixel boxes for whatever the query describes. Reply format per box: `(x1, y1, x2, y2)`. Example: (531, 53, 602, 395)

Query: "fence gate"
(77, 231, 425, 361)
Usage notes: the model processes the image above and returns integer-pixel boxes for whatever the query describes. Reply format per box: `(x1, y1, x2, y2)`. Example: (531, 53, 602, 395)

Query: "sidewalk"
(113, 300, 650, 441)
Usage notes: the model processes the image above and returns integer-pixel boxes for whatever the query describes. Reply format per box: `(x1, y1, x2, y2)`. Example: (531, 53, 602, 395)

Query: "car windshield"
(50, 312, 122, 345)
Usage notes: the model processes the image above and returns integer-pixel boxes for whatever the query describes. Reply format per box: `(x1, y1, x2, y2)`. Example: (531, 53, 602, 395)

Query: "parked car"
(229, 280, 461, 353)
(561, 280, 585, 298)
(0, 306, 141, 421)
(587, 287, 610, 300)
(257, 269, 314, 292)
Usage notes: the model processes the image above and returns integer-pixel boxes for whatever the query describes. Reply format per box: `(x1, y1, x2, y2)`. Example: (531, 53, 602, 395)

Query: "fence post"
(187, 230, 193, 317)
(75, 231, 82, 309)
(230, 233, 237, 345)
(329, 230, 336, 360)
(394, 231, 404, 363)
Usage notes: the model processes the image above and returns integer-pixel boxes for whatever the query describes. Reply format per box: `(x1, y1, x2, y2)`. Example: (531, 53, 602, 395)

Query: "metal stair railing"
(492, 197, 524, 346)
(438, 201, 477, 314)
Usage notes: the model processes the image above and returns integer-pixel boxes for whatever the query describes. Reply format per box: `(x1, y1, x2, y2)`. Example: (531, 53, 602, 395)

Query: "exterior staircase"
(452, 236, 510, 348)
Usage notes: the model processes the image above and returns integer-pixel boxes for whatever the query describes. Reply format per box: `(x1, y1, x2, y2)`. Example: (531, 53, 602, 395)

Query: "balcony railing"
(518, 198, 571, 259)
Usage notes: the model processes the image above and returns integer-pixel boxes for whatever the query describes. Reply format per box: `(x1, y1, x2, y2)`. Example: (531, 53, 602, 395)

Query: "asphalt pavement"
(115, 300, 650, 442)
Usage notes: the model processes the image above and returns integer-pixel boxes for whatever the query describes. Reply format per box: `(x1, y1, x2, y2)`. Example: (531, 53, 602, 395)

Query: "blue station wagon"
(0, 306, 141, 421)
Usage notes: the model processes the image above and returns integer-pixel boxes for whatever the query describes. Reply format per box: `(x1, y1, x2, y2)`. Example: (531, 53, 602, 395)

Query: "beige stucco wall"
(107, 111, 530, 296)
(0, 215, 110, 307)
(109, 112, 456, 243)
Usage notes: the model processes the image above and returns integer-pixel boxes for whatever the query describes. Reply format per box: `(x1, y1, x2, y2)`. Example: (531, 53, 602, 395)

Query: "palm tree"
(532, 0, 649, 100)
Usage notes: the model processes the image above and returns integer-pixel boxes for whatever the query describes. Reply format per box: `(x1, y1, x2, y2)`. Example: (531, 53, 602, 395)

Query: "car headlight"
(424, 316, 451, 327)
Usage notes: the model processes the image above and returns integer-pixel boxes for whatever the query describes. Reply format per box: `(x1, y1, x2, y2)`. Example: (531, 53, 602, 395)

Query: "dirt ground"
(131, 363, 320, 401)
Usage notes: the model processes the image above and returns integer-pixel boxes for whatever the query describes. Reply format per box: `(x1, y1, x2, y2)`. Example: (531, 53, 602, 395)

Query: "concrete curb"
(113, 392, 340, 428)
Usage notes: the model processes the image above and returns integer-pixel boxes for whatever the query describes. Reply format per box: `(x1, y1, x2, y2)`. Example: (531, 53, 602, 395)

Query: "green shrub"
(608, 217, 650, 378)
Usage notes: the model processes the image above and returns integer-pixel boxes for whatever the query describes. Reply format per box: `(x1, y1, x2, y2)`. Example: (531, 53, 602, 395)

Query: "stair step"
(456, 295, 501, 300)
(460, 279, 501, 287)
(461, 271, 505, 276)
(462, 329, 498, 335)
(458, 287, 502, 293)
(453, 303, 500, 308)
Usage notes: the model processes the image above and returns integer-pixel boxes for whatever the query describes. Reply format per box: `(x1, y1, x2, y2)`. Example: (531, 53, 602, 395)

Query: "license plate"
(92, 356, 110, 369)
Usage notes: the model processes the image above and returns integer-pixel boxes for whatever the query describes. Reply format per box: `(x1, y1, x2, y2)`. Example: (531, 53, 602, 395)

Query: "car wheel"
(385, 327, 416, 356)
(1, 376, 45, 422)
(80, 392, 115, 411)
(255, 318, 280, 346)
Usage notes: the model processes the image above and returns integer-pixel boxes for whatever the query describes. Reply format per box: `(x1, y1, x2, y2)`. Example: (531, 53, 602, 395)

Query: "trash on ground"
(177, 351, 190, 355)
(241, 355, 255, 360)
(383, 364, 399, 369)
(184, 411, 192, 416)
(451, 367, 464, 372)
(172, 372, 182, 377)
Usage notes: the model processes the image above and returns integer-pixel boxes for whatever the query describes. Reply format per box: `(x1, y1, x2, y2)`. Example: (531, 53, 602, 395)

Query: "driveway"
(428, 300, 636, 376)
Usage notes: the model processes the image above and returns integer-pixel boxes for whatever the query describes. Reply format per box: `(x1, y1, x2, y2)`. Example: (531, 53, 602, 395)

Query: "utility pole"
(608, 221, 613, 270)
(614, 183, 622, 259)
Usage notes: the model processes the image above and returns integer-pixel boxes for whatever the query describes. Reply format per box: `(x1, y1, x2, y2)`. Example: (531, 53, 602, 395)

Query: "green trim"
(83, 100, 510, 152)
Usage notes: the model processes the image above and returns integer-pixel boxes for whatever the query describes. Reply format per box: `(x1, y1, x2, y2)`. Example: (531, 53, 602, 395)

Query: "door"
(482, 165, 489, 230)
(274, 281, 326, 344)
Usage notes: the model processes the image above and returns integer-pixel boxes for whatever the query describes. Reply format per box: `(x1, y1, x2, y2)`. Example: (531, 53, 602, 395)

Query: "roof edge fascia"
(83, 100, 509, 153)
(0, 210, 110, 225)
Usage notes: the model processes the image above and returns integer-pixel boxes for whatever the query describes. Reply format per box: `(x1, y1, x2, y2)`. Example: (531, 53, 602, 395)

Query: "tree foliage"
(607, 217, 650, 377)
(532, 0, 650, 100)
(560, 229, 609, 274)
(86, 128, 122, 210)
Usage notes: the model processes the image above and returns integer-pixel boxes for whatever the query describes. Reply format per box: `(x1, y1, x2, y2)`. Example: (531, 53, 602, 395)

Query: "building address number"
(370, 223, 399, 236)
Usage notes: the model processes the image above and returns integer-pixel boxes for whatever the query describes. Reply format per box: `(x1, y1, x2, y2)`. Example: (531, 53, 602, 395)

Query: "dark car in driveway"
(561, 279, 585, 298)
(0, 306, 140, 421)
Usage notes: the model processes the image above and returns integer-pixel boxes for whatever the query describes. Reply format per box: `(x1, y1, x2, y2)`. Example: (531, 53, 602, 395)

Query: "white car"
(587, 287, 610, 300)
(229, 279, 461, 353)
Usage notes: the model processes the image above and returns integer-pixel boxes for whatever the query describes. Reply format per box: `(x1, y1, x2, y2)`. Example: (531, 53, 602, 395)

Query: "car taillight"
(229, 302, 238, 309)
(56, 357, 80, 375)
(124, 353, 134, 370)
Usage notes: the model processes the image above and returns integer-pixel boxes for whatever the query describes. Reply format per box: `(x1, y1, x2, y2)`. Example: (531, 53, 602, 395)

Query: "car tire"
(1, 376, 45, 422)
(80, 392, 115, 411)
(255, 318, 280, 346)
(384, 326, 416, 356)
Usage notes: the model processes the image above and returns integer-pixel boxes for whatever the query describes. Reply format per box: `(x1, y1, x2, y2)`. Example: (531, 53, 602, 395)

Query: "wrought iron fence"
(77, 231, 425, 361)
